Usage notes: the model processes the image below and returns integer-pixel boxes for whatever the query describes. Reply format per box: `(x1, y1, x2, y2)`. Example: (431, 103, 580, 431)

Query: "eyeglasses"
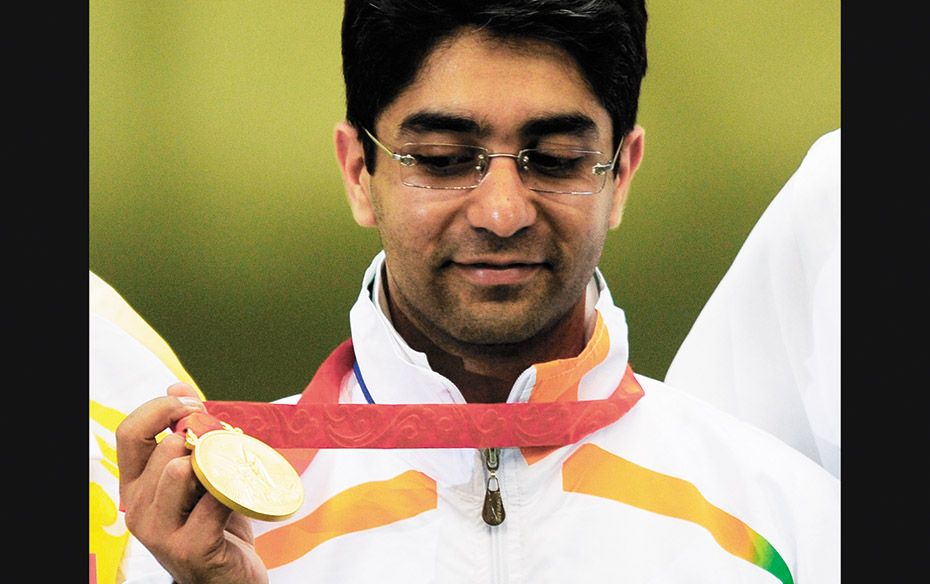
(363, 128, 623, 195)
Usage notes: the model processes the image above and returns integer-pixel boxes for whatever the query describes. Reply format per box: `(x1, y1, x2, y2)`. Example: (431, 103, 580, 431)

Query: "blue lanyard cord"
(352, 360, 376, 404)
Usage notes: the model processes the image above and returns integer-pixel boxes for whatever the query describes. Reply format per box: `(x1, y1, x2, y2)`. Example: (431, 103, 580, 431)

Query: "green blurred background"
(89, 1, 840, 402)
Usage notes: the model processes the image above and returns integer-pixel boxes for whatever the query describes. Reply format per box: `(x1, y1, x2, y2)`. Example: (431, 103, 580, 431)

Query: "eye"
(524, 149, 589, 178)
(406, 145, 480, 177)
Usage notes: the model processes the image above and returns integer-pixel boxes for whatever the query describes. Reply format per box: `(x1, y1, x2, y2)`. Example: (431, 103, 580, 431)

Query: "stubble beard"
(388, 252, 593, 355)
(380, 212, 607, 358)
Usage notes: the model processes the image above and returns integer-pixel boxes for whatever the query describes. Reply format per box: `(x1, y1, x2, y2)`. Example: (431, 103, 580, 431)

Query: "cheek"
(376, 196, 459, 258)
(544, 200, 609, 245)
(409, 205, 435, 236)
(546, 207, 612, 277)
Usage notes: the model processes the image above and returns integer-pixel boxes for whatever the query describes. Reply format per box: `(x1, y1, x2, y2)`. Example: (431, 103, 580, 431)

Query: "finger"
(224, 509, 256, 545)
(135, 431, 194, 504)
(183, 490, 236, 543)
(149, 453, 208, 533)
(121, 431, 191, 534)
(116, 391, 204, 498)
(167, 382, 203, 404)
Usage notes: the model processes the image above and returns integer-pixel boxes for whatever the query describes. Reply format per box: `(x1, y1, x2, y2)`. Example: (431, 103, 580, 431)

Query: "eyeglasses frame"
(361, 127, 624, 195)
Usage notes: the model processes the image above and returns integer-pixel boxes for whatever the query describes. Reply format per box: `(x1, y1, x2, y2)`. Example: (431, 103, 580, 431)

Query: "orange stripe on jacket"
(256, 470, 437, 569)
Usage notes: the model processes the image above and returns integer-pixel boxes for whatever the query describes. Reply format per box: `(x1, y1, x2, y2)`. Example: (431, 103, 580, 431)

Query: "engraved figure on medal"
(188, 425, 304, 521)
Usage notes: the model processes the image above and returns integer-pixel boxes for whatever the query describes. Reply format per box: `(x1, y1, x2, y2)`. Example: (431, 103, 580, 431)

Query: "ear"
(607, 125, 645, 229)
(334, 121, 377, 227)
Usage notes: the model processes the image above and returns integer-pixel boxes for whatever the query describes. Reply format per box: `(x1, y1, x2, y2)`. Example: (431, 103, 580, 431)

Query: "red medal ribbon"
(200, 339, 644, 450)
(203, 393, 640, 449)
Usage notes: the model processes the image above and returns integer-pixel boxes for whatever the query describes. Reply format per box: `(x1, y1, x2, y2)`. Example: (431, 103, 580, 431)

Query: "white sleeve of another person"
(665, 129, 840, 478)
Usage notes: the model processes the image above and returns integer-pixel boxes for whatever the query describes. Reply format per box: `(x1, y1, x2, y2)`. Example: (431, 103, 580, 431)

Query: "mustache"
(436, 230, 560, 267)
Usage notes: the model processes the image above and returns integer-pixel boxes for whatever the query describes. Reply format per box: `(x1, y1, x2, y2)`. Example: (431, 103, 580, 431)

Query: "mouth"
(446, 259, 548, 287)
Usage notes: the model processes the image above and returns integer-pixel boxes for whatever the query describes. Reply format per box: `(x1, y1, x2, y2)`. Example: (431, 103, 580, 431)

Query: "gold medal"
(185, 422, 304, 521)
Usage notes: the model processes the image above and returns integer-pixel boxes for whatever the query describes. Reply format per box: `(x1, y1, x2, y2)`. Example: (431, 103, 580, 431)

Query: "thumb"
(166, 383, 214, 434)
(167, 382, 203, 403)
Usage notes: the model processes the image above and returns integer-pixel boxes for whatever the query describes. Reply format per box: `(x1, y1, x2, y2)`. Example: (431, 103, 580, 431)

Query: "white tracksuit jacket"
(123, 252, 839, 583)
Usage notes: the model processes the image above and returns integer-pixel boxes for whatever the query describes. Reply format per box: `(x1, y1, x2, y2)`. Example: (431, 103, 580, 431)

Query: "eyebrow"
(399, 112, 485, 137)
(397, 111, 599, 142)
(519, 114, 598, 141)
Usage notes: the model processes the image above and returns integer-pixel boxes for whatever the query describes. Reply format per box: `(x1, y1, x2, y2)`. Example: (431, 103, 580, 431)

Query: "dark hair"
(342, 0, 648, 173)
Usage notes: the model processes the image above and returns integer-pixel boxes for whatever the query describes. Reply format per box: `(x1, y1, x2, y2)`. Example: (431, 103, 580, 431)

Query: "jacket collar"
(349, 251, 631, 405)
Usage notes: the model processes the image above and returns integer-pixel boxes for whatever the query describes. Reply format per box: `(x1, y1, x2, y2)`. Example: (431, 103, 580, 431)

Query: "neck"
(387, 293, 590, 404)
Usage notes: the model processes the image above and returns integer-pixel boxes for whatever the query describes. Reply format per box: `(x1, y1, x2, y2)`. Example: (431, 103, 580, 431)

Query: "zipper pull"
(481, 447, 506, 526)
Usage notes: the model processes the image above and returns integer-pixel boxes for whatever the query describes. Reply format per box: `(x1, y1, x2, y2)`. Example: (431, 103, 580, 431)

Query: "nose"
(464, 156, 537, 238)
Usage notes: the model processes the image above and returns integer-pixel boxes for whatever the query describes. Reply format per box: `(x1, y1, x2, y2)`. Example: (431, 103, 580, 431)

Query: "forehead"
(376, 30, 611, 143)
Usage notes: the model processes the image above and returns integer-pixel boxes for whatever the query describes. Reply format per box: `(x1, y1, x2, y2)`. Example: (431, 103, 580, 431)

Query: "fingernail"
(178, 396, 204, 409)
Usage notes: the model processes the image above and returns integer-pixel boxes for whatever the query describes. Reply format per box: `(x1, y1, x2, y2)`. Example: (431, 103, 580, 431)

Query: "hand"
(116, 383, 269, 584)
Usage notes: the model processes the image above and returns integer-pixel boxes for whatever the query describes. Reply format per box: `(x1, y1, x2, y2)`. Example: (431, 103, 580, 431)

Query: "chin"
(442, 308, 555, 346)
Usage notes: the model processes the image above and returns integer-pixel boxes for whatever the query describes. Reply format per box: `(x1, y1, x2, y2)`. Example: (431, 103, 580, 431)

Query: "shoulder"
(603, 374, 838, 502)
(574, 375, 838, 582)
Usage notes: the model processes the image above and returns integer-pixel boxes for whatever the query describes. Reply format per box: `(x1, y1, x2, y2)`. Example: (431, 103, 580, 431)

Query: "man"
(116, 2, 839, 582)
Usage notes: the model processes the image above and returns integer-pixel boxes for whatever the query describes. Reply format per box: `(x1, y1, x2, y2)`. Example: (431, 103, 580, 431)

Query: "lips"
(447, 259, 547, 286)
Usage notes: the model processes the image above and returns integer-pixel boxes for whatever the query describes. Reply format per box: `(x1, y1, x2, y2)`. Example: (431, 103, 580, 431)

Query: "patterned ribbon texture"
(203, 390, 642, 450)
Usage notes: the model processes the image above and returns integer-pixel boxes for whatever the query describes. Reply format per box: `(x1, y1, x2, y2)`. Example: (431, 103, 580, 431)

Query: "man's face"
(348, 31, 641, 348)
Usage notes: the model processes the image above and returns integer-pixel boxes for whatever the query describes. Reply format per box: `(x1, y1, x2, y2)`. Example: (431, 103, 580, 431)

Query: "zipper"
(481, 447, 506, 526)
